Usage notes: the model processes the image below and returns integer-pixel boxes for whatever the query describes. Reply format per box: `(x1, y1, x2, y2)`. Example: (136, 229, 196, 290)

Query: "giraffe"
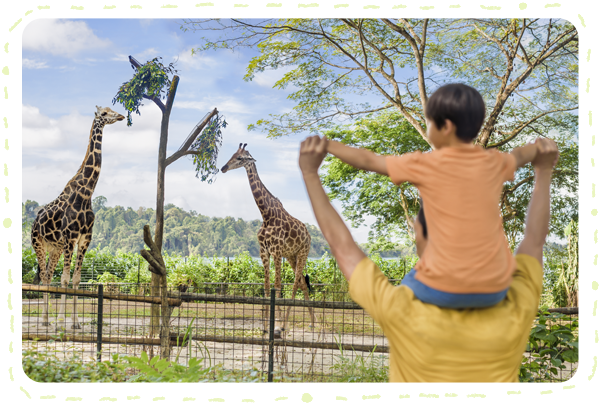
(31, 106, 125, 329)
(221, 143, 315, 338)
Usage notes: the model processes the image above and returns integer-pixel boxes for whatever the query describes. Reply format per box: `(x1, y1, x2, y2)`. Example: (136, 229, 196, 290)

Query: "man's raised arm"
(515, 138, 560, 266)
(299, 136, 366, 281)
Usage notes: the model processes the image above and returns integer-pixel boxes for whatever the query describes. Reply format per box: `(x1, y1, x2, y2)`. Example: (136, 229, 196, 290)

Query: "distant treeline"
(22, 197, 408, 258)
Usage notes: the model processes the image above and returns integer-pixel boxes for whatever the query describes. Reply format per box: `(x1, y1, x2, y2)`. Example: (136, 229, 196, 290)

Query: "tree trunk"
(149, 76, 180, 359)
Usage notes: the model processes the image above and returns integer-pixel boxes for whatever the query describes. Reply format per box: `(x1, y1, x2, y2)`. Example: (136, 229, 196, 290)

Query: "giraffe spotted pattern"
(222, 143, 315, 336)
(31, 106, 124, 329)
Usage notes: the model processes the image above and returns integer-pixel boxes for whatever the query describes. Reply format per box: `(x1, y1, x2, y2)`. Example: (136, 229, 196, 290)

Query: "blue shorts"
(400, 269, 508, 309)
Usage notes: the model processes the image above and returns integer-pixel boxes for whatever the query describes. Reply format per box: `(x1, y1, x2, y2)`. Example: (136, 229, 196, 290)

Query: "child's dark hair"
(425, 83, 486, 142)
(418, 199, 427, 239)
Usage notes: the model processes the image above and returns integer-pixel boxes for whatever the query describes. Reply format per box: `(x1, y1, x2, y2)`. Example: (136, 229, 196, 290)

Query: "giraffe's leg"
(34, 244, 61, 326)
(272, 254, 283, 327)
(297, 254, 316, 329)
(259, 248, 271, 334)
(282, 255, 297, 332)
(41, 249, 62, 327)
(286, 252, 315, 330)
(57, 242, 75, 330)
(33, 241, 50, 326)
(71, 234, 91, 329)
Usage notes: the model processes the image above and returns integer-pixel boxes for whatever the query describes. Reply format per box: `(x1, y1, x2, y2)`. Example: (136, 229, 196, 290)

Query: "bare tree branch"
(165, 108, 219, 167)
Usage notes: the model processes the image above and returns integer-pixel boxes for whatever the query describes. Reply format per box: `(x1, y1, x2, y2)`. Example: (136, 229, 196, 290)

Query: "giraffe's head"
(94, 106, 125, 125)
(221, 143, 256, 173)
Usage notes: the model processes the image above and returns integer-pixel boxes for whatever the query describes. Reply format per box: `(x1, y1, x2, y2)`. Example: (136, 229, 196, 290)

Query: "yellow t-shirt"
(349, 254, 542, 382)
(386, 145, 517, 293)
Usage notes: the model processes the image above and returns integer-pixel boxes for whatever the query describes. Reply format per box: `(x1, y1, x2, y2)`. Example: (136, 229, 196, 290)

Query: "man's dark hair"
(425, 83, 486, 142)
(418, 200, 427, 239)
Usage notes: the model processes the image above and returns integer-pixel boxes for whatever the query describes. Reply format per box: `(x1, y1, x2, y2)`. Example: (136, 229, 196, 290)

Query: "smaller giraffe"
(32, 106, 124, 329)
(221, 143, 315, 337)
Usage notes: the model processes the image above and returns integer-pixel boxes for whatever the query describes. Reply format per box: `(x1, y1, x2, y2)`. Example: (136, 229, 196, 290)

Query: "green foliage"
(112, 57, 178, 126)
(519, 311, 578, 382)
(94, 271, 122, 284)
(190, 114, 228, 183)
(22, 199, 330, 258)
(22, 349, 263, 383)
(330, 337, 388, 382)
(183, 18, 578, 247)
(22, 350, 128, 382)
(322, 111, 430, 245)
(540, 221, 579, 309)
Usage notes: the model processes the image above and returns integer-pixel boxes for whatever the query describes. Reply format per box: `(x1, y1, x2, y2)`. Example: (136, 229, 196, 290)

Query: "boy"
(297, 134, 558, 381)
(324, 83, 540, 308)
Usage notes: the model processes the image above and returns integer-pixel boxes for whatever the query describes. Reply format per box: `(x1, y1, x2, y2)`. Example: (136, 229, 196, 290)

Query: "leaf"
(562, 349, 578, 363)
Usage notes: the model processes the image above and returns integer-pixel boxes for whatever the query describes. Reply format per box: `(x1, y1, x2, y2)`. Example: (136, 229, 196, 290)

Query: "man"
(298, 135, 559, 382)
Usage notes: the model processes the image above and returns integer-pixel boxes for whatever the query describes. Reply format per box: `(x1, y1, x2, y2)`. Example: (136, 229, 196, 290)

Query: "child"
(325, 83, 540, 308)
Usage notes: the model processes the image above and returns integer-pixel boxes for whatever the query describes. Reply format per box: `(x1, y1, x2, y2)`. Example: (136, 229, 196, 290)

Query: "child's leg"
(401, 269, 508, 309)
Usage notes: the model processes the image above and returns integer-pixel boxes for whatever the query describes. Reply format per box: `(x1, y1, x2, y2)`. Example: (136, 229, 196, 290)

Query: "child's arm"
(299, 136, 366, 281)
(510, 142, 538, 169)
(327, 140, 388, 176)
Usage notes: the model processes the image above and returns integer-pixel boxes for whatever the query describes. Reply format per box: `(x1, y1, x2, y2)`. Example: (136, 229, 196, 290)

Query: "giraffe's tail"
(32, 267, 41, 285)
(304, 274, 312, 293)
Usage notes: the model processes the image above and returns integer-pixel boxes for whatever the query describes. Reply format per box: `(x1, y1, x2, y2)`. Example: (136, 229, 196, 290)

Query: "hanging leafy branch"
(112, 57, 178, 126)
(190, 114, 228, 183)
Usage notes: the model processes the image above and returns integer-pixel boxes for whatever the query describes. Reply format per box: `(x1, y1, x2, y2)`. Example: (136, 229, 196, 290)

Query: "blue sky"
(21, 18, 378, 243)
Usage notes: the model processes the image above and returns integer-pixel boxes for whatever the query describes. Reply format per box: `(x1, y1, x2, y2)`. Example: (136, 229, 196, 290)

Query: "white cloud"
(176, 47, 219, 71)
(22, 58, 48, 69)
(114, 48, 162, 64)
(175, 97, 255, 116)
(23, 19, 112, 58)
(251, 65, 296, 88)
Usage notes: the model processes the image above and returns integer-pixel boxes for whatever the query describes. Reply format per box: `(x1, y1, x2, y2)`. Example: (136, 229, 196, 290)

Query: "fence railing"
(21, 282, 578, 382)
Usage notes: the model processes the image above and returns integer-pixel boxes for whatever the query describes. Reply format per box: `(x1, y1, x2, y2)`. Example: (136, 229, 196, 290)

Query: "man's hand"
(299, 135, 328, 176)
(532, 138, 559, 170)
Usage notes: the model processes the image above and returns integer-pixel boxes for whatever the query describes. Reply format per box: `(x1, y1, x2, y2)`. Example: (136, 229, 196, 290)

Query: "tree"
(321, 111, 430, 247)
(92, 195, 107, 213)
(181, 18, 578, 245)
(113, 56, 227, 358)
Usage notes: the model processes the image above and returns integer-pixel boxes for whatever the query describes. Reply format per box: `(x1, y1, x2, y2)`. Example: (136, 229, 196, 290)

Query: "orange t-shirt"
(386, 144, 517, 294)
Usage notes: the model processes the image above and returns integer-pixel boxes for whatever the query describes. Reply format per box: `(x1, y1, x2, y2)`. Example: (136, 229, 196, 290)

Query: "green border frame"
(2, 2, 599, 403)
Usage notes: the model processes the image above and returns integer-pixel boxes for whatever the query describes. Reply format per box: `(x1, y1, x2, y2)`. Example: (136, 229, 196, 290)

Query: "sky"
(21, 18, 380, 244)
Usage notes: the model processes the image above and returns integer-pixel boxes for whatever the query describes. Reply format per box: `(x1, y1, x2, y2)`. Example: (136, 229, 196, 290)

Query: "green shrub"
(22, 350, 128, 382)
(22, 349, 264, 383)
(519, 311, 579, 382)
(330, 337, 388, 382)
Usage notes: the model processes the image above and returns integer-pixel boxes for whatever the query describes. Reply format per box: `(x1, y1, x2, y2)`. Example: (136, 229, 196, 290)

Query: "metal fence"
(21, 282, 577, 382)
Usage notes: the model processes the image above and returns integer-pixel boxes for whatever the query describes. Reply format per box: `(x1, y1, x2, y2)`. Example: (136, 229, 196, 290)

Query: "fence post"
(137, 258, 140, 286)
(96, 284, 104, 361)
(268, 288, 276, 382)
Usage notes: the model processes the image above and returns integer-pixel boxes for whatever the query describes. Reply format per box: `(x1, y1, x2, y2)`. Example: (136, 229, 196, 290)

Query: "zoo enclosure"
(22, 282, 578, 382)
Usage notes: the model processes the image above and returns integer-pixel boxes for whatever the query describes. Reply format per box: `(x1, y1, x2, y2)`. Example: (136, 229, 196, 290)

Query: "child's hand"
(532, 138, 559, 170)
(299, 135, 328, 176)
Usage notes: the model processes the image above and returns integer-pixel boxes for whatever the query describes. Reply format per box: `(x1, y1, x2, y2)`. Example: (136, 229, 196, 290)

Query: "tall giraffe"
(31, 106, 124, 329)
(221, 143, 315, 337)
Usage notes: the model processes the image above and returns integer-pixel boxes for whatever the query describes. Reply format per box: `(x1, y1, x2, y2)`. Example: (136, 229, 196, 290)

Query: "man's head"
(424, 83, 486, 147)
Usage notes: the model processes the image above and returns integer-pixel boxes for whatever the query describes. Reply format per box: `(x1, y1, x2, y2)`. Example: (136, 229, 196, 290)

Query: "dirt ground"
(21, 297, 576, 382)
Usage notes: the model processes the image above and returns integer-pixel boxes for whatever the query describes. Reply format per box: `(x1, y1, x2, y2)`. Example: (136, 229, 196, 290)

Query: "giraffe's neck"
(59, 117, 105, 199)
(245, 162, 282, 222)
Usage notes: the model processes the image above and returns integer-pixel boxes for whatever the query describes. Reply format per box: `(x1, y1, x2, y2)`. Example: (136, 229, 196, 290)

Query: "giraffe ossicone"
(31, 106, 125, 330)
(221, 143, 316, 338)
